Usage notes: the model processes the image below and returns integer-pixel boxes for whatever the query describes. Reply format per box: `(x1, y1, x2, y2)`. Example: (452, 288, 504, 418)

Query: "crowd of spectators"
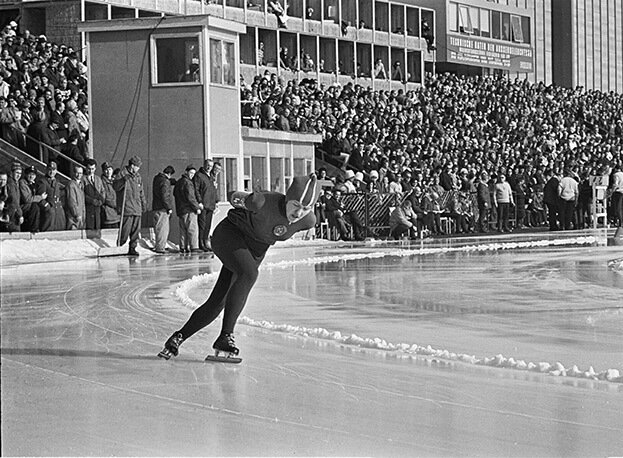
(2, 18, 623, 238)
(240, 70, 623, 236)
(0, 21, 90, 175)
(0, 159, 122, 234)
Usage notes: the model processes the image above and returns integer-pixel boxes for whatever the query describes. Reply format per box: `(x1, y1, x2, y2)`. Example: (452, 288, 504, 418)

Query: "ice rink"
(2, 231, 623, 457)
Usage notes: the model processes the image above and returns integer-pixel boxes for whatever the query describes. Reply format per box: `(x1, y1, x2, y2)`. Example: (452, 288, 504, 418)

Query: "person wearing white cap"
(367, 170, 381, 193)
(343, 169, 357, 193)
(354, 171, 366, 193)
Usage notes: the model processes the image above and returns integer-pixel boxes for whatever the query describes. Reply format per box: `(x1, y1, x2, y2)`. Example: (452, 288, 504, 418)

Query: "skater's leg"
(177, 265, 234, 339)
(219, 248, 261, 334)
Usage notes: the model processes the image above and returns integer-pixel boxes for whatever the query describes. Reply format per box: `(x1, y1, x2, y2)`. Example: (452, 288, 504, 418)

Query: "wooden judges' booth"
(79, 16, 320, 233)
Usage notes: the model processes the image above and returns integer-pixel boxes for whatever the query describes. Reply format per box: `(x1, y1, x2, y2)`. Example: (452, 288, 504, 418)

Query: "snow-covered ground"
(1, 231, 622, 456)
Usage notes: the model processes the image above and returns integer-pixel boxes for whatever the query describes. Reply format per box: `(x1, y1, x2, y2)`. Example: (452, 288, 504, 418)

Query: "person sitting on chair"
(325, 188, 366, 241)
(389, 199, 418, 240)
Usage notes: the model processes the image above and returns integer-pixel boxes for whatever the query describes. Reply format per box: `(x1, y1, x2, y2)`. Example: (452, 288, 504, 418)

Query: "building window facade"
(210, 38, 236, 86)
(152, 34, 201, 85)
(450, 2, 530, 45)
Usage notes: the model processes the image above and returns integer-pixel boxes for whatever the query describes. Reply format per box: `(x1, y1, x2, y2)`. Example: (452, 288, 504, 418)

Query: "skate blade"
(205, 354, 242, 364)
(157, 349, 173, 360)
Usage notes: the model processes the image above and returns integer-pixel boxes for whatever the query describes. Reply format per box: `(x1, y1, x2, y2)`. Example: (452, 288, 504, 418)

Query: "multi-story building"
(2, 0, 621, 92)
(421, 0, 547, 84)
(551, 0, 623, 93)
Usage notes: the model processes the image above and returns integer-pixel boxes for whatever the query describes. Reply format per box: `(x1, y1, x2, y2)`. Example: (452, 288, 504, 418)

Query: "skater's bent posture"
(158, 174, 320, 360)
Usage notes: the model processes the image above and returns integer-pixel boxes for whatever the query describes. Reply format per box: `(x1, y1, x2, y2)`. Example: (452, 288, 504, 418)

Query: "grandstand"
(0, 0, 622, 236)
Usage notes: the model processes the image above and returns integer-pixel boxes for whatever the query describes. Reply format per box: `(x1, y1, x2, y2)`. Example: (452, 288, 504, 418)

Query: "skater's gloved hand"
(229, 191, 265, 211)
(230, 191, 250, 208)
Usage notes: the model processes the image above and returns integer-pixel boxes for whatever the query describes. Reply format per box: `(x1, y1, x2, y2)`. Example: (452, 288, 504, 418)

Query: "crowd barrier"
(328, 190, 536, 238)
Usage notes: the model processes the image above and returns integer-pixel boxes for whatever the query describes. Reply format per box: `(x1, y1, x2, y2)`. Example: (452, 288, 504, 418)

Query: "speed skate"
(205, 332, 241, 363)
(205, 351, 242, 364)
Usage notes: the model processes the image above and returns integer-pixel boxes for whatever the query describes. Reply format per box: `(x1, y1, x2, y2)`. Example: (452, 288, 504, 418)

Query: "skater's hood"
(286, 174, 320, 208)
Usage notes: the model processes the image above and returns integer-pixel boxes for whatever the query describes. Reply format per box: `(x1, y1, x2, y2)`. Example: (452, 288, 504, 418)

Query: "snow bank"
(175, 235, 623, 384)
(236, 316, 621, 383)
(0, 231, 331, 266)
(1, 238, 102, 264)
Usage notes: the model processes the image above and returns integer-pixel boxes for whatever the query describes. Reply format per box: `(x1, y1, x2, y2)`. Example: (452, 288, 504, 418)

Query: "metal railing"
(331, 190, 535, 236)
(8, 126, 83, 171)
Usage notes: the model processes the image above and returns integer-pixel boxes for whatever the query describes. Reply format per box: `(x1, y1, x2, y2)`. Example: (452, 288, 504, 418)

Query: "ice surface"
(1, 231, 623, 456)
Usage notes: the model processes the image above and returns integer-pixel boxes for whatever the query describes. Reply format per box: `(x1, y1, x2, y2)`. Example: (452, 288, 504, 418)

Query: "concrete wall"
(209, 86, 240, 156)
(552, 0, 623, 92)
(551, 0, 573, 88)
(45, 0, 82, 50)
(529, 0, 553, 85)
(15, 0, 82, 50)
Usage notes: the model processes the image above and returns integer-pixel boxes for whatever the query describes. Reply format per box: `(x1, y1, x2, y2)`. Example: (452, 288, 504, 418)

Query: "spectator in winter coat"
(4, 162, 23, 231)
(0, 96, 19, 146)
(19, 166, 44, 232)
(26, 110, 65, 164)
(82, 158, 106, 230)
(543, 170, 561, 231)
(275, 107, 291, 131)
(60, 132, 85, 175)
(75, 101, 89, 157)
(113, 156, 147, 256)
(152, 165, 175, 253)
(174, 165, 202, 253)
(49, 101, 67, 141)
(0, 172, 18, 232)
(100, 162, 119, 228)
(36, 161, 65, 231)
(440, 163, 456, 191)
(476, 171, 491, 232)
(325, 188, 366, 241)
(193, 159, 220, 252)
(406, 186, 431, 233)
(389, 199, 418, 239)
(576, 172, 593, 229)
(65, 164, 85, 230)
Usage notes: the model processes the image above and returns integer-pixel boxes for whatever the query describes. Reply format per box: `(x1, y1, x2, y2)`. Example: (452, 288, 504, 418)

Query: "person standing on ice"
(113, 155, 146, 256)
(158, 174, 321, 361)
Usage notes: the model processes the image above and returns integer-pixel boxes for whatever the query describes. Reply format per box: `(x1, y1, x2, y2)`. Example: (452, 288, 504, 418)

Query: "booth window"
(153, 35, 201, 85)
(210, 39, 236, 86)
